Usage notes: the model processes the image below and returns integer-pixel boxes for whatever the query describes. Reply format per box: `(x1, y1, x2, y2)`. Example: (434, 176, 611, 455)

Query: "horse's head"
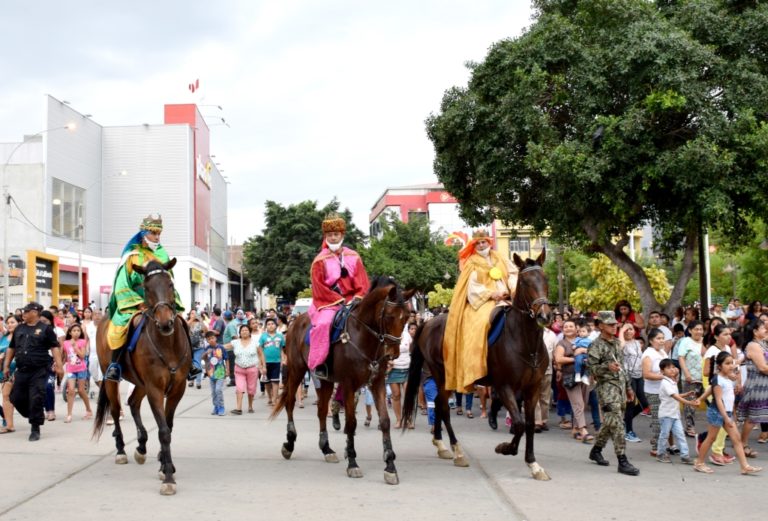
(362, 276, 415, 360)
(512, 249, 552, 327)
(132, 258, 178, 336)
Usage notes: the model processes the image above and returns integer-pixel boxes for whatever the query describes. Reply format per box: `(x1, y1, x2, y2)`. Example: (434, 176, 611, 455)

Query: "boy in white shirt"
(657, 359, 700, 464)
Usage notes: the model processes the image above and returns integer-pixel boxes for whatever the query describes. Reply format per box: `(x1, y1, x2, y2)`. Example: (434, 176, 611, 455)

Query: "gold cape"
(443, 250, 516, 392)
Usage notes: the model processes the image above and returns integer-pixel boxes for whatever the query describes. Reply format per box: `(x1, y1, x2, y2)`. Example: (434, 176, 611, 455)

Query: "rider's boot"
(104, 347, 124, 382)
(487, 397, 502, 430)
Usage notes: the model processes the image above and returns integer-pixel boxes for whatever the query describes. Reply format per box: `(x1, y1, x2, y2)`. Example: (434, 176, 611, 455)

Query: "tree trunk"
(584, 224, 698, 321)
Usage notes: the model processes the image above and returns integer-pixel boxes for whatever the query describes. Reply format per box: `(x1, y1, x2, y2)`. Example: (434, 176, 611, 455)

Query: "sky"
(0, 0, 534, 243)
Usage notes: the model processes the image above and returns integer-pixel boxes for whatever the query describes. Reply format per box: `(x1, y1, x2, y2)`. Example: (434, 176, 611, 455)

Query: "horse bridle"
(511, 265, 549, 319)
(340, 297, 405, 387)
(141, 267, 188, 390)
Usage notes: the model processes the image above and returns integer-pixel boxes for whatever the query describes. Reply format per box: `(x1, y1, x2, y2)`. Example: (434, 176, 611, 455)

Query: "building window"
(408, 210, 428, 222)
(51, 178, 84, 239)
(509, 238, 530, 254)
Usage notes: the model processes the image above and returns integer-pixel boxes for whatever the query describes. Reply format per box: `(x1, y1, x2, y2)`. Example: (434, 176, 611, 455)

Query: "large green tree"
(242, 199, 364, 302)
(427, 0, 768, 316)
(360, 215, 459, 293)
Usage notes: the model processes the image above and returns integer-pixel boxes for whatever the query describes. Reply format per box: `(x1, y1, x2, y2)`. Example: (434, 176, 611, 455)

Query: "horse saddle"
(304, 302, 356, 347)
(126, 313, 146, 354)
(487, 307, 506, 347)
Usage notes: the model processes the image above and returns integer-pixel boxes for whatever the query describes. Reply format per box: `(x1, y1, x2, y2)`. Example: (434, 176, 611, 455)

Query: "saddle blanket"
(305, 306, 353, 347)
(127, 315, 146, 353)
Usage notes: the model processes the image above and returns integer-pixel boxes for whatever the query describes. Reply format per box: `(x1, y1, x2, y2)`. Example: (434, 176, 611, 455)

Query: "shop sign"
(190, 268, 203, 284)
(35, 258, 54, 289)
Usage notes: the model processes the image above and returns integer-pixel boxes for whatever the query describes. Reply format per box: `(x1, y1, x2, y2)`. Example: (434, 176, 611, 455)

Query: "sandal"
(744, 446, 758, 458)
(82, 412, 93, 420)
(741, 465, 763, 475)
(0, 427, 15, 434)
(421, 409, 427, 415)
(230, 409, 242, 415)
(299, 401, 305, 408)
(64, 416, 72, 423)
(559, 420, 572, 430)
(758, 433, 768, 444)
(694, 462, 714, 474)
(583, 434, 595, 444)
(685, 427, 697, 438)
(364, 416, 372, 427)
(456, 408, 463, 416)
(574, 432, 585, 442)
(466, 411, 474, 419)
(248, 408, 255, 413)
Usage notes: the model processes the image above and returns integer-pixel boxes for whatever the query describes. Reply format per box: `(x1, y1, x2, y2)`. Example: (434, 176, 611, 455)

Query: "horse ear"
(164, 258, 177, 271)
(512, 253, 525, 270)
(536, 247, 546, 266)
(132, 263, 145, 276)
(403, 289, 416, 301)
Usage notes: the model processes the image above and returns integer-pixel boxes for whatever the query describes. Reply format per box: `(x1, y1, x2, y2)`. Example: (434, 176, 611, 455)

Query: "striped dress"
(738, 340, 768, 424)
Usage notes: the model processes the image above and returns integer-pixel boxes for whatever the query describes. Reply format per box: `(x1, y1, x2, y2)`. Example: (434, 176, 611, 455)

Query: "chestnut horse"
(92, 259, 191, 495)
(271, 276, 413, 485)
(403, 251, 553, 480)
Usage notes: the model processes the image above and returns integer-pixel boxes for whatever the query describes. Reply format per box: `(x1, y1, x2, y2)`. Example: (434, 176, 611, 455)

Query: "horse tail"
(91, 380, 111, 440)
(402, 322, 426, 430)
(269, 386, 287, 421)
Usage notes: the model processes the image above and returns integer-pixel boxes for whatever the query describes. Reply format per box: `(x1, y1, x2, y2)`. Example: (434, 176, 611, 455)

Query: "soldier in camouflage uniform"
(587, 311, 640, 476)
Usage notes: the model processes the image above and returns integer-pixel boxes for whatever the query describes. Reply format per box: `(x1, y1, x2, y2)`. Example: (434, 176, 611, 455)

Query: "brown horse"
(92, 258, 191, 495)
(271, 276, 413, 484)
(403, 250, 553, 480)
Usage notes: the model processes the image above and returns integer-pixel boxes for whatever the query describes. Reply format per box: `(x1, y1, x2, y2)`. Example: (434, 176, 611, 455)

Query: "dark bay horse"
(403, 251, 553, 480)
(271, 276, 413, 485)
(92, 259, 191, 495)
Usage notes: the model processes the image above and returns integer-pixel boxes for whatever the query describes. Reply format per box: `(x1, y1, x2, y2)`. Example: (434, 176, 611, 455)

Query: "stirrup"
(104, 363, 122, 382)
(313, 364, 330, 381)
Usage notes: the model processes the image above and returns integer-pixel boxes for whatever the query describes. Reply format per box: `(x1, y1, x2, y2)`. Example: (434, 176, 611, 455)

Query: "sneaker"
(668, 445, 680, 455)
(625, 431, 642, 443)
(680, 456, 695, 465)
(211, 408, 217, 415)
(721, 452, 736, 464)
(640, 407, 650, 417)
(581, 375, 591, 386)
(575, 373, 583, 383)
(656, 454, 672, 463)
(709, 454, 727, 466)
(217, 406, 226, 416)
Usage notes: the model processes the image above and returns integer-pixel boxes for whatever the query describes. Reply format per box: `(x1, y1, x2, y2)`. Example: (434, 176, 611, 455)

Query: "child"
(62, 323, 92, 423)
(694, 351, 762, 475)
(573, 323, 592, 385)
(203, 331, 229, 416)
(656, 359, 698, 464)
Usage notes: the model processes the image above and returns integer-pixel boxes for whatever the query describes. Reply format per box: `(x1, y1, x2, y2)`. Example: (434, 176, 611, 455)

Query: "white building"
(0, 95, 229, 313)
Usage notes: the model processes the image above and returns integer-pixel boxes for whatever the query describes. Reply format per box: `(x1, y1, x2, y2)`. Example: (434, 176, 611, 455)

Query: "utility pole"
(77, 207, 84, 311)
(2, 188, 9, 316)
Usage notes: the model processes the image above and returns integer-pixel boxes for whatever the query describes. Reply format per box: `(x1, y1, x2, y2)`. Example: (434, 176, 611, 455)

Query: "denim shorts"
(67, 370, 89, 380)
(706, 406, 732, 428)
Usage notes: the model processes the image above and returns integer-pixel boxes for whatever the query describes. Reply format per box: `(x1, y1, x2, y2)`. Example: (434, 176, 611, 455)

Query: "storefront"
(26, 250, 59, 308)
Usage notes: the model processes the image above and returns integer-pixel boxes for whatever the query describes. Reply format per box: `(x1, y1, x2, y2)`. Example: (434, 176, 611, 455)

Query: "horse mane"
(356, 275, 402, 315)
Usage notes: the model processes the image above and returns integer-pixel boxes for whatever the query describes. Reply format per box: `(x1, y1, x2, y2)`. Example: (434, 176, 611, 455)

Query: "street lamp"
(2, 124, 76, 315)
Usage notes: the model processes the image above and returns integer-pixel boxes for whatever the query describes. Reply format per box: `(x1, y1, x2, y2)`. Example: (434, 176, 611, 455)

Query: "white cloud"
(0, 0, 533, 243)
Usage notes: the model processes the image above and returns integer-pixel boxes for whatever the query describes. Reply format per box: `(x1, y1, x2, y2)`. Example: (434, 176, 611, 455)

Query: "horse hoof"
(134, 450, 146, 465)
(324, 453, 339, 464)
(281, 446, 293, 460)
(529, 462, 551, 481)
(495, 442, 513, 456)
(347, 467, 364, 478)
(159, 483, 176, 496)
(453, 456, 470, 467)
(437, 449, 453, 460)
(383, 471, 399, 485)
(115, 454, 128, 465)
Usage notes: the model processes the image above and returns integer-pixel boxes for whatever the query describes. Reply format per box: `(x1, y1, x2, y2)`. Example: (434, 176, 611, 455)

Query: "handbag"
(562, 372, 577, 389)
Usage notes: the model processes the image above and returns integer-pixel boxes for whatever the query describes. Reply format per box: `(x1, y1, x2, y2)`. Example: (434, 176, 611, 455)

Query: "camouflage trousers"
(330, 385, 360, 415)
(594, 402, 626, 456)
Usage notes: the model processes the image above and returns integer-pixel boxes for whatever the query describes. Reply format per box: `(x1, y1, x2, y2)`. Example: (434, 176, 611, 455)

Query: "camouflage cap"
(597, 310, 617, 325)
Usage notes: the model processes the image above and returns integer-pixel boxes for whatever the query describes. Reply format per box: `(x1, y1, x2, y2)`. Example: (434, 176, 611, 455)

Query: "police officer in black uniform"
(2, 302, 63, 441)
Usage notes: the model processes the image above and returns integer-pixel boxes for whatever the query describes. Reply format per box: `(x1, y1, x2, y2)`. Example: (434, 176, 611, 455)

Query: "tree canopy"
(360, 215, 459, 292)
(427, 0, 768, 315)
(242, 199, 364, 302)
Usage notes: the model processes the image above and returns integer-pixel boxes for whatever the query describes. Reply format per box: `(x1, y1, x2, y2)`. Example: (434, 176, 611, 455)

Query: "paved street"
(0, 384, 763, 521)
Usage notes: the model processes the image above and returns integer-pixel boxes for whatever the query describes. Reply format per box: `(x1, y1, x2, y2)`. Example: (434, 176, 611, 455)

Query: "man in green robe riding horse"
(103, 214, 202, 382)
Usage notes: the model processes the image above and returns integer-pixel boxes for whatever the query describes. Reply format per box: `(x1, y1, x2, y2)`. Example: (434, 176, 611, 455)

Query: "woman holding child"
(555, 319, 593, 443)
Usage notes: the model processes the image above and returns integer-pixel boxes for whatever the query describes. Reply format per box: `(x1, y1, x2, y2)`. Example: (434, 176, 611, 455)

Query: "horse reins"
(507, 264, 549, 370)
(141, 268, 189, 394)
(340, 298, 405, 387)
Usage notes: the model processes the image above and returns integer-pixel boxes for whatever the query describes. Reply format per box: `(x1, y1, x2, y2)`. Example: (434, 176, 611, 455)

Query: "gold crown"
(321, 213, 346, 234)
(140, 213, 163, 232)
(472, 229, 491, 240)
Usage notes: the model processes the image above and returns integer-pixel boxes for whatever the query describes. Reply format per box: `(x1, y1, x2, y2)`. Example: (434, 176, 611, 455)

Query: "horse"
(271, 276, 414, 485)
(402, 250, 553, 480)
(92, 258, 192, 495)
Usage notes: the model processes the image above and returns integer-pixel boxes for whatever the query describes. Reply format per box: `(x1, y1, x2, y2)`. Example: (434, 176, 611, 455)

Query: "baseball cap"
(23, 302, 44, 313)
(223, 310, 233, 319)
